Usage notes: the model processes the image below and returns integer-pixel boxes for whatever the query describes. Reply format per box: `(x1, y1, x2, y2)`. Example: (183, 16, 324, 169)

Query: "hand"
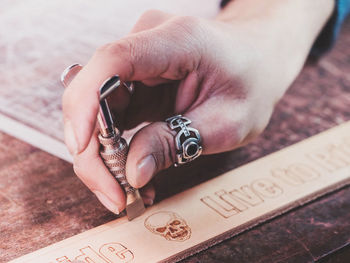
(62, 0, 334, 214)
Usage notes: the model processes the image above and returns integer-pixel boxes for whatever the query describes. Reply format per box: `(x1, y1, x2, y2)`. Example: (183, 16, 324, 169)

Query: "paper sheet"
(0, 0, 220, 162)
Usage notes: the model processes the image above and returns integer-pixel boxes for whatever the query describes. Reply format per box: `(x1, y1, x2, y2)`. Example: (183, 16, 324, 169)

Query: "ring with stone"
(165, 115, 202, 167)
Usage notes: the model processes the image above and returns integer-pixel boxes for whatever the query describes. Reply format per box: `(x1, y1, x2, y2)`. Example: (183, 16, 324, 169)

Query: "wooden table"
(1, 18, 350, 263)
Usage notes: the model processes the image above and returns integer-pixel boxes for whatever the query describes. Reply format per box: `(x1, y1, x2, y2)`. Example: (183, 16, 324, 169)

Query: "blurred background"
(0, 1, 349, 262)
(0, 0, 219, 161)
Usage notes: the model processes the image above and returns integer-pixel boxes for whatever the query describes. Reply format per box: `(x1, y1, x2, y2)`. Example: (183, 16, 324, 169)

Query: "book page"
(0, 0, 219, 162)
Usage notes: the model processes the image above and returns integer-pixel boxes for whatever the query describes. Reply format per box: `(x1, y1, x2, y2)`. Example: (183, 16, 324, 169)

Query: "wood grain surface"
(0, 4, 349, 263)
(9, 121, 350, 263)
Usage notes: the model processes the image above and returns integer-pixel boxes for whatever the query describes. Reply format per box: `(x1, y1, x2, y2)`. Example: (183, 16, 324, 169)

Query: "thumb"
(126, 122, 176, 188)
(126, 100, 247, 188)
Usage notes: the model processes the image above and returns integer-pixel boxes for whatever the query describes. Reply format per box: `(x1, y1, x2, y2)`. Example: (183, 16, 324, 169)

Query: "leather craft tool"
(61, 65, 145, 220)
(97, 75, 145, 220)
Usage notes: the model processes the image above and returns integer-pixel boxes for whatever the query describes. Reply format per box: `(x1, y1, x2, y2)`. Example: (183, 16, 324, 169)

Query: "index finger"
(62, 16, 201, 155)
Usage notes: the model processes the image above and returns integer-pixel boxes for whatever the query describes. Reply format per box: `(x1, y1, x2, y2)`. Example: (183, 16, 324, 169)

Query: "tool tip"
(126, 197, 146, 221)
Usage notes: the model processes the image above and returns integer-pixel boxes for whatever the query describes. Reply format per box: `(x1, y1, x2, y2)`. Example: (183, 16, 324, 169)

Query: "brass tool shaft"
(61, 66, 145, 220)
(97, 76, 145, 220)
(98, 129, 145, 220)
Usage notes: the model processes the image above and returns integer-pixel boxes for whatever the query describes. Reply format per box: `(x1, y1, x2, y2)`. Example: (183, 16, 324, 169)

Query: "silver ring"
(166, 115, 202, 167)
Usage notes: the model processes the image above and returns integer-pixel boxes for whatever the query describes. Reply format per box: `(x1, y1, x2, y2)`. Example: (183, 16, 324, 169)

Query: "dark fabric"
(220, 0, 231, 8)
(311, 0, 350, 57)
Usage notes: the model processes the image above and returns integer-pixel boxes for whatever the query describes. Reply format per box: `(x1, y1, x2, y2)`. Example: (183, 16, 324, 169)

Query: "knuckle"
(95, 42, 113, 55)
(95, 39, 135, 79)
(96, 39, 133, 58)
(168, 15, 203, 46)
(165, 16, 203, 76)
(139, 9, 164, 21)
(172, 15, 201, 32)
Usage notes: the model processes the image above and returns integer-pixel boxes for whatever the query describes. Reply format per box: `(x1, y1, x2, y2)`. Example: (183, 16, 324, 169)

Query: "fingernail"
(94, 191, 120, 215)
(137, 155, 156, 186)
(64, 120, 78, 155)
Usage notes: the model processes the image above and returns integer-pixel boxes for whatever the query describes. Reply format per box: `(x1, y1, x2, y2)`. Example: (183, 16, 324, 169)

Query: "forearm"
(216, 0, 335, 60)
(214, 0, 334, 101)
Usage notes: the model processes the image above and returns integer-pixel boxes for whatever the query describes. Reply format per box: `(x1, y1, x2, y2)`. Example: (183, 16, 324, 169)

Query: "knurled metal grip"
(98, 133, 135, 194)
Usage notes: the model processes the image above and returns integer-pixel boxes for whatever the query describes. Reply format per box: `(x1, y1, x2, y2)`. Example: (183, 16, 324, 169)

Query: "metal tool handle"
(98, 132, 135, 194)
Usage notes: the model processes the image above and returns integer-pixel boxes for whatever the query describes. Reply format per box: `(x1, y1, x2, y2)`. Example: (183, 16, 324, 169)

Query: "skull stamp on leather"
(144, 211, 191, 242)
